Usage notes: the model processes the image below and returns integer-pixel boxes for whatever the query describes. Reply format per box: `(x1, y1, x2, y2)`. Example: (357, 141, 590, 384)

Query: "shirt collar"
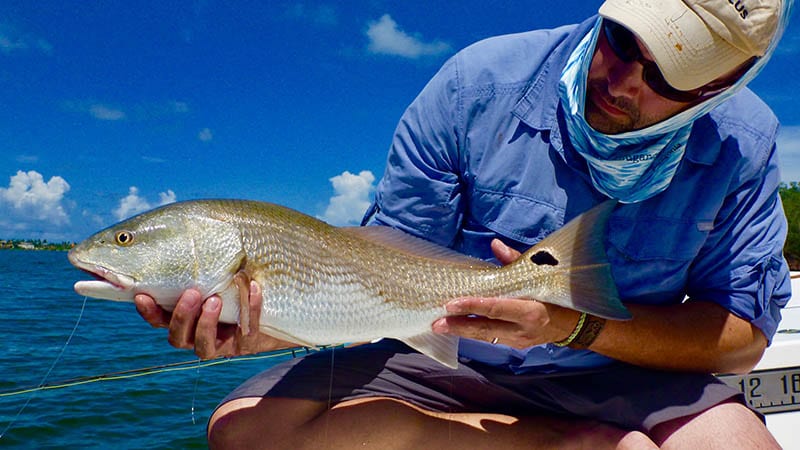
(511, 16, 598, 133)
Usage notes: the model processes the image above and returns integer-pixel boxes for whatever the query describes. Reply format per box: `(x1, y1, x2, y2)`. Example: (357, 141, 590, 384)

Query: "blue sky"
(1, 1, 799, 242)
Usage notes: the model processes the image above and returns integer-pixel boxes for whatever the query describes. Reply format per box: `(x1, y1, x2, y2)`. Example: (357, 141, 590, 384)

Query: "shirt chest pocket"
(606, 216, 711, 262)
(457, 189, 566, 260)
(606, 215, 712, 302)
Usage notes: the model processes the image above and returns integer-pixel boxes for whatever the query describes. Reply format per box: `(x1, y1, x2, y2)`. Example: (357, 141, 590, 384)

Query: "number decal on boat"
(720, 367, 800, 413)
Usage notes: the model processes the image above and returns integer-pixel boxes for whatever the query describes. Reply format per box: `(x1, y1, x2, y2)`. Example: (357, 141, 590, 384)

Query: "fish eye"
(115, 230, 135, 246)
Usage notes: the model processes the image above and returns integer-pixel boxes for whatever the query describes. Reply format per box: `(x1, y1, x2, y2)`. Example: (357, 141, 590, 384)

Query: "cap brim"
(599, 0, 751, 91)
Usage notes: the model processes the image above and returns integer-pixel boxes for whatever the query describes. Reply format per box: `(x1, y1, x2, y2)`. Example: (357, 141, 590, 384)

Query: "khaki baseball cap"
(599, 0, 782, 91)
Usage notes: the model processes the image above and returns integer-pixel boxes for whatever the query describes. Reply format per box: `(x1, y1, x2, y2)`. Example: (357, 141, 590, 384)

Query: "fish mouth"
(69, 252, 136, 302)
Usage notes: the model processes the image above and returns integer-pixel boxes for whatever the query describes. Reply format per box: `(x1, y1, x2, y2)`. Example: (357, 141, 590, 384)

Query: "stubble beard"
(584, 78, 642, 135)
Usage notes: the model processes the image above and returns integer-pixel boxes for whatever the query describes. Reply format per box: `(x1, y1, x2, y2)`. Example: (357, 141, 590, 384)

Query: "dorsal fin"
(340, 226, 496, 269)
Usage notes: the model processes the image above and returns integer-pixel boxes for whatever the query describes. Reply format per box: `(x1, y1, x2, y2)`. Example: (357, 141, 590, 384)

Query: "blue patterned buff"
(559, 3, 793, 203)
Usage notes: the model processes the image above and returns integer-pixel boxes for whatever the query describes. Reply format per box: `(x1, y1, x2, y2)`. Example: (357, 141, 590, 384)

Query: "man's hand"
(431, 239, 582, 348)
(134, 276, 293, 359)
(432, 240, 767, 373)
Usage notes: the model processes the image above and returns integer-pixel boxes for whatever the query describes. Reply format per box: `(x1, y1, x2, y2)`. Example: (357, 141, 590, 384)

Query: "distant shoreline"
(0, 240, 74, 251)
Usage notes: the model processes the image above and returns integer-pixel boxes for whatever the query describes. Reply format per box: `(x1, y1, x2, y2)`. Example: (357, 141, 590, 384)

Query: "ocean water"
(0, 251, 296, 448)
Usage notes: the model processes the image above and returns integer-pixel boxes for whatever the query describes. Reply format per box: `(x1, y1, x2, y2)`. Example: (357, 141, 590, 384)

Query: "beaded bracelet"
(552, 312, 587, 347)
(569, 314, 607, 350)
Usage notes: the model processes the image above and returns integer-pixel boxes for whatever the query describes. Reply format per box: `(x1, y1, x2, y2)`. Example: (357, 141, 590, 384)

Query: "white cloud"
(366, 15, 450, 59)
(171, 101, 190, 113)
(113, 186, 177, 221)
(779, 125, 800, 182)
(159, 190, 177, 204)
(0, 23, 52, 54)
(89, 104, 126, 121)
(198, 128, 213, 142)
(318, 170, 375, 226)
(0, 170, 70, 225)
(65, 100, 187, 122)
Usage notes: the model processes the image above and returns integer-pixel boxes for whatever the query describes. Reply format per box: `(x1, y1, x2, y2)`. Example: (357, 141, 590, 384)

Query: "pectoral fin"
(401, 332, 460, 369)
(233, 272, 251, 335)
(215, 283, 241, 325)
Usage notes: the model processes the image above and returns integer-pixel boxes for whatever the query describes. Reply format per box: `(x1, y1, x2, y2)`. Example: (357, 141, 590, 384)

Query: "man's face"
(585, 24, 694, 135)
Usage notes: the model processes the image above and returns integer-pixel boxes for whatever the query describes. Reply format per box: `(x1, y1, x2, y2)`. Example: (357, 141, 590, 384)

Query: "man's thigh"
(216, 340, 755, 433)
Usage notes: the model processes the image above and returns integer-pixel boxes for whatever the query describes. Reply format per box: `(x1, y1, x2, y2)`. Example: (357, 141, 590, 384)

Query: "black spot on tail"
(530, 251, 559, 266)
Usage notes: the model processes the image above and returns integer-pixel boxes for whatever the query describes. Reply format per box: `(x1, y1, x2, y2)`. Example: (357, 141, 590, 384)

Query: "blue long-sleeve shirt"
(363, 16, 791, 373)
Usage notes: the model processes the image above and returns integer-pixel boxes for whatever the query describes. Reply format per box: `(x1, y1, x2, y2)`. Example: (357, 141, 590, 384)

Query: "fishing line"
(324, 346, 336, 443)
(0, 349, 316, 398)
(0, 299, 340, 440)
(0, 295, 89, 439)
(327, 347, 336, 411)
(190, 360, 202, 425)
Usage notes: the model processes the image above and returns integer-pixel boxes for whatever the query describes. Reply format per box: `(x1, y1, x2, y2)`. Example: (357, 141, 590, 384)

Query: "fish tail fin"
(514, 200, 631, 320)
(401, 333, 460, 368)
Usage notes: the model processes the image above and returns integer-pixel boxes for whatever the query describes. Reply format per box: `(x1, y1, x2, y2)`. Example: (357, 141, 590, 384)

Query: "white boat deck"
(719, 274, 800, 448)
(762, 275, 800, 449)
(756, 275, 800, 372)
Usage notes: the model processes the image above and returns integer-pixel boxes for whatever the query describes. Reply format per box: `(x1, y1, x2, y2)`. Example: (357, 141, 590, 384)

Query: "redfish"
(68, 199, 628, 367)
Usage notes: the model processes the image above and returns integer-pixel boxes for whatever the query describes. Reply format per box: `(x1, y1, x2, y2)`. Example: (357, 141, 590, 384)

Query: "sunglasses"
(601, 20, 735, 103)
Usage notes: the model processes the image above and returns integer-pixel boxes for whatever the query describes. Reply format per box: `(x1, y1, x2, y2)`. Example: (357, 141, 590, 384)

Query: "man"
(136, 0, 793, 447)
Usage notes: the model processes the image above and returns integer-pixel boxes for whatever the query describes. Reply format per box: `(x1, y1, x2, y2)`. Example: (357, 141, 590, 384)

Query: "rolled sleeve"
(686, 142, 791, 341)
(363, 57, 465, 246)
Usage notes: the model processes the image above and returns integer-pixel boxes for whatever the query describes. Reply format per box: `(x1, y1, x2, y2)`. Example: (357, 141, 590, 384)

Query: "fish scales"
(201, 202, 421, 342)
(227, 202, 479, 309)
(69, 199, 630, 368)
(244, 223, 461, 342)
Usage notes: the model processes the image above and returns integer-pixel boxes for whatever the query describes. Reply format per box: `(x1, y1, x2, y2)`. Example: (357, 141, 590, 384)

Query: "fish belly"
(259, 282, 444, 346)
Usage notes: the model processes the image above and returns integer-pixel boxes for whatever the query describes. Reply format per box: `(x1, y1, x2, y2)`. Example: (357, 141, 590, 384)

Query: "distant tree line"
(0, 239, 74, 251)
(780, 183, 800, 270)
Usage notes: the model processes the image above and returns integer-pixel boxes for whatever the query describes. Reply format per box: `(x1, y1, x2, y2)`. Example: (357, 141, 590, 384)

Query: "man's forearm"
(587, 301, 768, 374)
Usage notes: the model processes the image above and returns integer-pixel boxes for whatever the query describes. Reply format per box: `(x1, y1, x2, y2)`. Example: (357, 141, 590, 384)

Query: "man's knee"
(650, 400, 779, 449)
(207, 398, 264, 449)
(208, 396, 329, 449)
(207, 410, 237, 449)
